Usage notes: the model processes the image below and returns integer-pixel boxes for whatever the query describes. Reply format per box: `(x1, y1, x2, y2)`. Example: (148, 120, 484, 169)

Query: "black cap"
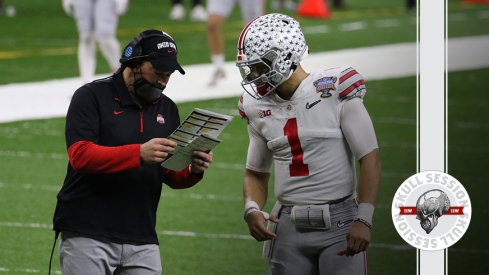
(122, 30, 185, 75)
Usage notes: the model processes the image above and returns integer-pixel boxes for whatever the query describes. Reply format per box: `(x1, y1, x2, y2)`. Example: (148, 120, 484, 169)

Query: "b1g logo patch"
(391, 171, 471, 250)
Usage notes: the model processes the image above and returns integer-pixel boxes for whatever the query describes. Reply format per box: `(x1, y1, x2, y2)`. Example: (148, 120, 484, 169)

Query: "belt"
(280, 195, 355, 214)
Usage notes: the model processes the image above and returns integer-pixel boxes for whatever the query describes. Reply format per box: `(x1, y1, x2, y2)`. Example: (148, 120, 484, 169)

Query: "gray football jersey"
(239, 67, 378, 205)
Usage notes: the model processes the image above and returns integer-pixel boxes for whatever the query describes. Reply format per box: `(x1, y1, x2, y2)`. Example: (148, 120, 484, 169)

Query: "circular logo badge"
(391, 171, 471, 251)
(124, 46, 133, 58)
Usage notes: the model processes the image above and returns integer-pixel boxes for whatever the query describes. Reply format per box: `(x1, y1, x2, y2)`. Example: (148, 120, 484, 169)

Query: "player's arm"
(340, 97, 382, 256)
(244, 168, 269, 211)
(242, 124, 277, 241)
(244, 169, 277, 241)
(357, 149, 381, 212)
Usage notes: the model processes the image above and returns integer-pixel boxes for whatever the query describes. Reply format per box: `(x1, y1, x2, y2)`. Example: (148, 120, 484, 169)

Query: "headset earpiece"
(119, 30, 167, 68)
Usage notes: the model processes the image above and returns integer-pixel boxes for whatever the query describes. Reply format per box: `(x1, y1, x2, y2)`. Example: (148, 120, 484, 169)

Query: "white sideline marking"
(0, 150, 65, 159)
(0, 221, 487, 254)
(0, 180, 411, 206)
(479, 10, 489, 19)
(375, 19, 401, 28)
(448, 13, 467, 22)
(455, 121, 489, 130)
(303, 25, 330, 34)
(0, 43, 415, 123)
(1, 36, 488, 123)
(339, 21, 367, 31)
(0, 221, 52, 229)
(0, 268, 60, 274)
(159, 230, 253, 240)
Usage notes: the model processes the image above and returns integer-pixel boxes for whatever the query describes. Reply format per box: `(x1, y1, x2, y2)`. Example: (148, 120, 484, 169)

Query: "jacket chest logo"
(157, 114, 165, 124)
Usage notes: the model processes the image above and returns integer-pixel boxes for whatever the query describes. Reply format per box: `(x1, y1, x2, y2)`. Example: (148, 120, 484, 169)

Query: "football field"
(0, 0, 488, 274)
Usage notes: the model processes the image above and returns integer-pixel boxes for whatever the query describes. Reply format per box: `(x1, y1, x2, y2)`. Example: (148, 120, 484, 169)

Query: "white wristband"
(356, 202, 375, 224)
(244, 200, 259, 219)
(244, 200, 270, 220)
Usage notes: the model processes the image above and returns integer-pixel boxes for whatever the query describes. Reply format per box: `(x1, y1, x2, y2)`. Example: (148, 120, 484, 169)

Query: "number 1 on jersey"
(284, 118, 309, 176)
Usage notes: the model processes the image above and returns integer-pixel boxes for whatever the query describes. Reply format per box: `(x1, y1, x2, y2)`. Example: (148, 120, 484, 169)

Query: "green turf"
(0, 74, 416, 274)
(1, 0, 488, 274)
(446, 68, 489, 274)
(0, 71, 487, 274)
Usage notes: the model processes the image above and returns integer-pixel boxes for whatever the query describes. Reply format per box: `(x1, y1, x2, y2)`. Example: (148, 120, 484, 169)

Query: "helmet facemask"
(237, 49, 289, 99)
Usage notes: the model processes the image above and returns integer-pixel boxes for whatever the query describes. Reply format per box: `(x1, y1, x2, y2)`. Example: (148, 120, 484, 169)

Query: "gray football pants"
(269, 199, 368, 275)
(59, 232, 162, 275)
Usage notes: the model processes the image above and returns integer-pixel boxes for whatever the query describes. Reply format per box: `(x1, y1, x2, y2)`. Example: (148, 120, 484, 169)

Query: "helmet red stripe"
(237, 17, 260, 56)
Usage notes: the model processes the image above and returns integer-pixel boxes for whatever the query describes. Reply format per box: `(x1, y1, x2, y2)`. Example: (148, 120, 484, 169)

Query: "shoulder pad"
(338, 67, 366, 100)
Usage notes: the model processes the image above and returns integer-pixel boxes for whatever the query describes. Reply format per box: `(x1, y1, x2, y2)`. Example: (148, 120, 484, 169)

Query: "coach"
(52, 29, 213, 274)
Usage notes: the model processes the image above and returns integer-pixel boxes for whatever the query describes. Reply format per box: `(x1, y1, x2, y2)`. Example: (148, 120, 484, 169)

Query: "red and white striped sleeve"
(338, 67, 366, 100)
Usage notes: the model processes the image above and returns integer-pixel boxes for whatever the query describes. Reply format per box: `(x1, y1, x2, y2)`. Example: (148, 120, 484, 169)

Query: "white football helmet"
(236, 13, 309, 99)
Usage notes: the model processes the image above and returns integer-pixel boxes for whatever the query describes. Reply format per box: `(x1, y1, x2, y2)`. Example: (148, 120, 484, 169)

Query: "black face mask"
(133, 77, 164, 104)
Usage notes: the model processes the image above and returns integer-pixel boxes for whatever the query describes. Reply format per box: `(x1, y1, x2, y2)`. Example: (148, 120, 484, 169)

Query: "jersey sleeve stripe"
(339, 79, 365, 98)
(339, 68, 358, 84)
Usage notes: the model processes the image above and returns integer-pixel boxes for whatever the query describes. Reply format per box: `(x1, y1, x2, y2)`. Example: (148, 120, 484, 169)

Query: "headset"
(119, 29, 169, 68)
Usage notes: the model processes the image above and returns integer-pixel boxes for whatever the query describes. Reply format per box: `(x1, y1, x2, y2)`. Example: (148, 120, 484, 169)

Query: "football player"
(62, 0, 129, 83)
(206, 0, 264, 86)
(237, 13, 381, 274)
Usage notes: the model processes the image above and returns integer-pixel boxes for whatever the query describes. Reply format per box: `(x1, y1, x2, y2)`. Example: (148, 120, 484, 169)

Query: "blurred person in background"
(407, 0, 416, 12)
(333, 0, 345, 9)
(62, 0, 129, 84)
(270, 0, 297, 11)
(169, 0, 207, 21)
(206, 0, 264, 86)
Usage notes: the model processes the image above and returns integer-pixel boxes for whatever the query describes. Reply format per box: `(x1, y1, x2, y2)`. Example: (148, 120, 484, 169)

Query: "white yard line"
(0, 221, 486, 254)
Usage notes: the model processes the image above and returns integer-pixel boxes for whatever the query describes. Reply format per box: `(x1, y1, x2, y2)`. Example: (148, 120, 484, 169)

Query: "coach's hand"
(246, 211, 279, 241)
(345, 221, 371, 256)
(140, 138, 176, 164)
(189, 151, 213, 174)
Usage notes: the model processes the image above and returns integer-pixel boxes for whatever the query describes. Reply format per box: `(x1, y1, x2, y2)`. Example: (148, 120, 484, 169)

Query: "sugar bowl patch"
(391, 171, 471, 251)
(313, 77, 336, 98)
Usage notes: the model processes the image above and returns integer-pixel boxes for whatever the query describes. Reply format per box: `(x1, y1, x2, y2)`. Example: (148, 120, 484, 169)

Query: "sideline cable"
(48, 231, 60, 275)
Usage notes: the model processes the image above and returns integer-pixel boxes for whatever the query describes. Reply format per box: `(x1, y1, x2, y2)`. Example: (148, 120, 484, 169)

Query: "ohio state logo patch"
(391, 171, 471, 250)
(157, 114, 165, 124)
